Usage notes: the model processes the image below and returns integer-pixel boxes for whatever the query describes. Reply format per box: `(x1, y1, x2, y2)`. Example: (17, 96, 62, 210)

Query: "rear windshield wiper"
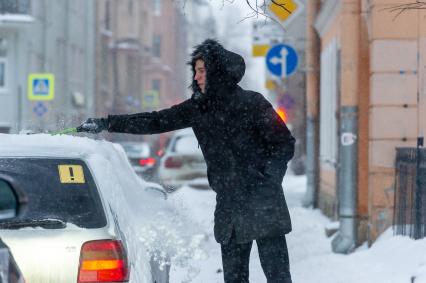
(0, 218, 67, 229)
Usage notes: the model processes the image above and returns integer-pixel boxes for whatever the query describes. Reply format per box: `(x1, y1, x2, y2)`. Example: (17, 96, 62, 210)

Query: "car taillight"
(139, 157, 156, 167)
(78, 240, 130, 283)
(164, 157, 183, 168)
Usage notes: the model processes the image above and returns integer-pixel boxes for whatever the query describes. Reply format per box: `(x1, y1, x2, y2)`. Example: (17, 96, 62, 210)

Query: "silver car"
(158, 129, 209, 190)
(0, 176, 26, 283)
(119, 142, 159, 181)
(0, 144, 169, 283)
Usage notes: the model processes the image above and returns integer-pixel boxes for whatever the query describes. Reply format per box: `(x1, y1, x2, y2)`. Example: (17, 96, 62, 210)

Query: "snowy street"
(1, 135, 426, 283)
(2, 1, 426, 283)
(169, 174, 426, 283)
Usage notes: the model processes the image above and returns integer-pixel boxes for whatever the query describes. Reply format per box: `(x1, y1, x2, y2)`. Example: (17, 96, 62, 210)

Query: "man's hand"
(77, 118, 109, 133)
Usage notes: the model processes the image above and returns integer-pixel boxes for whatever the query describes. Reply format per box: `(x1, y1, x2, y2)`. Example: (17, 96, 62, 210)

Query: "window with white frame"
(0, 57, 6, 89)
(152, 79, 161, 94)
(128, 0, 134, 16)
(153, 34, 161, 58)
(320, 38, 339, 165)
(153, 0, 161, 16)
(105, 0, 111, 31)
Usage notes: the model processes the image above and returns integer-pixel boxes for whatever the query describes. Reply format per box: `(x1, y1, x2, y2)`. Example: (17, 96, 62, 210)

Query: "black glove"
(77, 118, 109, 133)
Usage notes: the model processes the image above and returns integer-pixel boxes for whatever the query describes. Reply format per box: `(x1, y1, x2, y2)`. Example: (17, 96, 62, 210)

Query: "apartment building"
(0, 0, 96, 133)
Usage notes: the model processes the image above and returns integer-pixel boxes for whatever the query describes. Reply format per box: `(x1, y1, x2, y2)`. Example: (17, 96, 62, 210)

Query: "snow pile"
(0, 14, 34, 23)
(169, 173, 426, 283)
(0, 134, 206, 282)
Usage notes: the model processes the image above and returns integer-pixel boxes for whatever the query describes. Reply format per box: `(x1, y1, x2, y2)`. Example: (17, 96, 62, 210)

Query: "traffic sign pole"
(281, 48, 288, 78)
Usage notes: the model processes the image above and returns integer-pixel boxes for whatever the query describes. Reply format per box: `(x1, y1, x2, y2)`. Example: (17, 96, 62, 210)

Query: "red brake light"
(276, 107, 287, 122)
(139, 157, 156, 166)
(164, 157, 183, 168)
(78, 240, 130, 283)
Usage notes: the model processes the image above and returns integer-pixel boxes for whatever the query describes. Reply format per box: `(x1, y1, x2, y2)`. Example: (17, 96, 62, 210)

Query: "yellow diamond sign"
(269, 0, 298, 21)
(252, 44, 270, 57)
(266, 0, 304, 28)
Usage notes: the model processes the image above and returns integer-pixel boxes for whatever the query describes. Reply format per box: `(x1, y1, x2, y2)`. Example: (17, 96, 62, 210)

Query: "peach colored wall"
(370, 0, 418, 40)
(340, 1, 361, 107)
(321, 13, 341, 50)
(319, 167, 338, 218)
(419, 10, 426, 137)
(316, 0, 426, 243)
(367, 0, 423, 241)
(143, 2, 187, 109)
(358, 10, 370, 236)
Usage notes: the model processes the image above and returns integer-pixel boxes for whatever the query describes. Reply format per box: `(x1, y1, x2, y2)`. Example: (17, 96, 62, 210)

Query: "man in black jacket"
(79, 39, 295, 283)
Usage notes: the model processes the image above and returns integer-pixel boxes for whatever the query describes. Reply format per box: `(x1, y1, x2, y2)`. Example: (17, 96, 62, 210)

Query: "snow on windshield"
(0, 134, 207, 282)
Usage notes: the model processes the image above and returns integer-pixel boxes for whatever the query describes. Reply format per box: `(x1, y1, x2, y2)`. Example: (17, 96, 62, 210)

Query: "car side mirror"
(0, 176, 27, 221)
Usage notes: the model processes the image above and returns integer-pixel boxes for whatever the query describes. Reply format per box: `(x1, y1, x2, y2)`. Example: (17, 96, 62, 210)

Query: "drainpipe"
(331, 0, 360, 254)
(303, 0, 321, 208)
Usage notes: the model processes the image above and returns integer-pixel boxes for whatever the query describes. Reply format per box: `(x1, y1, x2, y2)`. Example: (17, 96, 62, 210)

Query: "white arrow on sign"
(269, 48, 289, 78)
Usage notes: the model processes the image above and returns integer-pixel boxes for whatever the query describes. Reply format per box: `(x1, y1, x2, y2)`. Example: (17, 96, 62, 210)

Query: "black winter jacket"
(108, 39, 295, 244)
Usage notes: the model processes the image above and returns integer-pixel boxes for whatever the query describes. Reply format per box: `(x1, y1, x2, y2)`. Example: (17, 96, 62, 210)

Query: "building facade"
(306, 0, 426, 249)
(141, 0, 188, 109)
(0, 0, 96, 133)
(94, 0, 152, 121)
(184, 0, 216, 89)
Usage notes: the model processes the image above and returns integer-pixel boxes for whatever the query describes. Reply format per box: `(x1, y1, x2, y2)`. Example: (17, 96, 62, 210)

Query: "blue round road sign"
(266, 44, 298, 77)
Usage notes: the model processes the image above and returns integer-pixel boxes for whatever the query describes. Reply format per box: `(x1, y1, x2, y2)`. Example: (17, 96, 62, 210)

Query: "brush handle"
(50, 127, 77, 136)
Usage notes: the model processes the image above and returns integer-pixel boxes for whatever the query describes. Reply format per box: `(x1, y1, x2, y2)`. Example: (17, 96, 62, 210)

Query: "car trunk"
(0, 157, 112, 282)
(181, 157, 207, 181)
(0, 228, 114, 283)
(180, 154, 206, 170)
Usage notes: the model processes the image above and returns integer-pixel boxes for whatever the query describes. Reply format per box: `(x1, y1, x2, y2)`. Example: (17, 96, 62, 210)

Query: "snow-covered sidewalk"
(168, 173, 426, 283)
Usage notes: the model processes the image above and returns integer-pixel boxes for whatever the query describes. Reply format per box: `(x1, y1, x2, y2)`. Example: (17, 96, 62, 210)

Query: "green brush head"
(50, 127, 78, 136)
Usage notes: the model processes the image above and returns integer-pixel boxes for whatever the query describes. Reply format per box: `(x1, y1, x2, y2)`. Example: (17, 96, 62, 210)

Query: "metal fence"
(0, 0, 30, 14)
(394, 147, 426, 239)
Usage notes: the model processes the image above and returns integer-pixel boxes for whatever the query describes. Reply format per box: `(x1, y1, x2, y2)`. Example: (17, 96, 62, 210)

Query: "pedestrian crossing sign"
(142, 90, 159, 108)
(28, 73, 55, 101)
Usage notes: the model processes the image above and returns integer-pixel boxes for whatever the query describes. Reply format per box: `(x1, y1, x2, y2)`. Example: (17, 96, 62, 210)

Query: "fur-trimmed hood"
(190, 39, 245, 100)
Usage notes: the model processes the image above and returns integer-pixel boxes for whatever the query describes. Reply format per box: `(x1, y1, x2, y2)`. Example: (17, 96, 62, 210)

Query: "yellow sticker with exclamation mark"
(58, 165, 85, 184)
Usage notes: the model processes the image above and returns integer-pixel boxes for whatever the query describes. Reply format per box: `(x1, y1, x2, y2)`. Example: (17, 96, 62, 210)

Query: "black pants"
(221, 231, 292, 283)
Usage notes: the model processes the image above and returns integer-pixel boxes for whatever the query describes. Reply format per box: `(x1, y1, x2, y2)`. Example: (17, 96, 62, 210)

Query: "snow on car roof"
(0, 133, 109, 158)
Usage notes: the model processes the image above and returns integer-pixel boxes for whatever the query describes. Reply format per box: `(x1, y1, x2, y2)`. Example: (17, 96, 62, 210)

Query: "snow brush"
(50, 127, 78, 136)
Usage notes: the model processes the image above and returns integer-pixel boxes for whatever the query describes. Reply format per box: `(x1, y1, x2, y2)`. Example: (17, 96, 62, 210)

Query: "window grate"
(394, 147, 426, 239)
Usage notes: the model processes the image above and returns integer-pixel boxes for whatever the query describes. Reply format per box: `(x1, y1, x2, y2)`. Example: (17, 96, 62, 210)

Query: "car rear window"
(0, 158, 107, 229)
(121, 143, 150, 158)
(173, 135, 201, 154)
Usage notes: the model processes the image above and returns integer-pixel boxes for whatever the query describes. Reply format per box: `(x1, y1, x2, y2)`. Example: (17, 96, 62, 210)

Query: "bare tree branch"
(243, 0, 294, 17)
(383, 1, 426, 20)
(271, 0, 292, 14)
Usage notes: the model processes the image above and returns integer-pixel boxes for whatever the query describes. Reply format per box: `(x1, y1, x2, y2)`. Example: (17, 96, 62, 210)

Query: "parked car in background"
(0, 136, 170, 283)
(0, 177, 26, 283)
(119, 141, 159, 181)
(158, 129, 209, 190)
